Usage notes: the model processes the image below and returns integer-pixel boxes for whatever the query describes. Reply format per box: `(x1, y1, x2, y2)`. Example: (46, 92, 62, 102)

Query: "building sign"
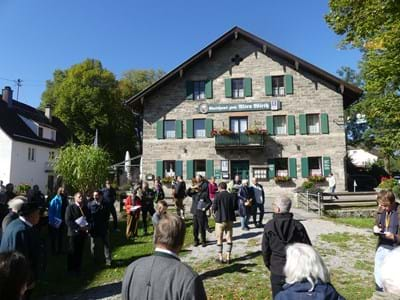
(221, 160, 229, 172)
(198, 101, 281, 114)
(214, 168, 221, 179)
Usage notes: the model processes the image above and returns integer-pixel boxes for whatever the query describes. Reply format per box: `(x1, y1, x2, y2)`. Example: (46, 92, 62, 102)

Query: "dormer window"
(38, 127, 43, 138)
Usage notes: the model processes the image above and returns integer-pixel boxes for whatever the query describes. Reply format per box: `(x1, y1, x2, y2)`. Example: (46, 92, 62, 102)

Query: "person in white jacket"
(328, 173, 338, 200)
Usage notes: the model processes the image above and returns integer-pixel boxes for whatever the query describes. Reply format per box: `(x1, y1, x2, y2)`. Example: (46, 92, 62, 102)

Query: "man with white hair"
(2, 196, 26, 234)
(261, 196, 311, 298)
(371, 247, 400, 299)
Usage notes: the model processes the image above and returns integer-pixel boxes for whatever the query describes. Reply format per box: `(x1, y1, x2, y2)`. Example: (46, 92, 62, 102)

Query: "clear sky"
(0, 0, 361, 108)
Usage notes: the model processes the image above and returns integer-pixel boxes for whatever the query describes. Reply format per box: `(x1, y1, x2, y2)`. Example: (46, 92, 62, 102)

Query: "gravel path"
(45, 208, 373, 300)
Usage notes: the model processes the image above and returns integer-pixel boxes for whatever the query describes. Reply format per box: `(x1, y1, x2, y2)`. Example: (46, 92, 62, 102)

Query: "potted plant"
(274, 176, 292, 184)
(210, 128, 234, 137)
(161, 176, 174, 187)
(244, 128, 267, 135)
(308, 175, 326, 183)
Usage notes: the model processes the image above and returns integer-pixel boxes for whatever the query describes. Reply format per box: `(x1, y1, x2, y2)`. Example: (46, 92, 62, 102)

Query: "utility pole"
(15, 78, 23, 100)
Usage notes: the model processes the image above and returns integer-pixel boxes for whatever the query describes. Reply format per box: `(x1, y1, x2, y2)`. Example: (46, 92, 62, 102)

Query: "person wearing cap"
(0, 201, 42, 281)
(2, 196, 26, 234)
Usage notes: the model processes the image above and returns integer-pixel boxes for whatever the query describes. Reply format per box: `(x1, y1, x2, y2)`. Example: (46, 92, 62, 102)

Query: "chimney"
(45, 106, 52, 122)
(2, 86, 13, 108)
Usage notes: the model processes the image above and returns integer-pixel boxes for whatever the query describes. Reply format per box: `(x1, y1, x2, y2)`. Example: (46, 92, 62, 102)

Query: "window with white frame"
(272, 76, 285, 96)
(28, 147, 36, 161)
(194, 160, 206, 177)
(163, 160, 176, 177)
(193, 81, 206, 100)
(309, 157, 322, 176)
(275, 158, 288, 176)
(164, 120, 176, 139)
(253, 168, 268, 180)
(273, 115, 287, 135)
(193, 119, 206, 138)
(232, 79, 244, 98)
(306, 114, 320, 134)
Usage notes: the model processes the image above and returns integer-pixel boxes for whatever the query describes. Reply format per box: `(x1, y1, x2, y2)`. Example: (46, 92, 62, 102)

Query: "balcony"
(215, 133, 266, 149)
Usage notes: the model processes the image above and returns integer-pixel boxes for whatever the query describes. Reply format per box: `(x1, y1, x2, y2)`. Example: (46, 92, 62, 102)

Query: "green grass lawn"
(325, 216, 375, 229)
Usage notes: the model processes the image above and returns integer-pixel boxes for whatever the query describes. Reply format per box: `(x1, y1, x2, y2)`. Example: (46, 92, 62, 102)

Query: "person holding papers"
(65, 192, 90, 275)
(124, 190, 142, 240)
(48, 187, 67, 255)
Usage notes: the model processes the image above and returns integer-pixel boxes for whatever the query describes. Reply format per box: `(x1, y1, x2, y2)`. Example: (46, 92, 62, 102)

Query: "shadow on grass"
(200, 263, 257, 280)
(233, 231, 263, 241)
(230, 250, 262, 264)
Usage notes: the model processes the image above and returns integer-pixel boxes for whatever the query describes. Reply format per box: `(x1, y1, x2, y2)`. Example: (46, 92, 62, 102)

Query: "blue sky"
(0, 0, 361, 108)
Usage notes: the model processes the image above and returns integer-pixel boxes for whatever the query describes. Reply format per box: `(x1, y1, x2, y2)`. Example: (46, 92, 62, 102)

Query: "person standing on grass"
(174, 176, 186, 219)
(262, 196, 311, 298)
(65, 192, 90, 275)
(88, 190, 112, 266)
(2, 197, 25, 235)
(122, 214, 207, 300)
(124, 191, 141, 240)
(373, 190, 400, 291)
(152, 200, 168, 227)
(251, 177, 265, 228)
(102, 180, 119, 231)
(48, 187, 67, 255)
(141, 181, 156, 235)
(154, 177, 165, 202)
(212, 182, 237, 264)
(238, 180, 254, 231)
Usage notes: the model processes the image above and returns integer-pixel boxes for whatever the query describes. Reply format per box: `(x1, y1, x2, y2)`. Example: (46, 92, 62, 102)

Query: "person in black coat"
(237, 180, 254, 231)
(88, 190, 112, 266)
(102, 180, 118, 231)
(65, 192, 90, 274)
(212, 182, 237, 263)
(141, 182, 156, 235)
(262, 196, 312, 298)
(187, 175, 211, 247)
(0, 202, 42, 298)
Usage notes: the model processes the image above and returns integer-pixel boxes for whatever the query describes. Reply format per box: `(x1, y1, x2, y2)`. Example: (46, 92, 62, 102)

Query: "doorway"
(231, 160, 249, 180)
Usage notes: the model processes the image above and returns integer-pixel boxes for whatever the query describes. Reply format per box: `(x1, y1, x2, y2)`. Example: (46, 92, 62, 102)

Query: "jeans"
(240, 215, 250, 229)
(253, 202, 265, 225)
(374, 244, 394, 288)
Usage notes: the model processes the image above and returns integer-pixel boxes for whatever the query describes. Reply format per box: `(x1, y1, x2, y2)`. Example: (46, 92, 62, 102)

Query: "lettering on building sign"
(198, 101, 281, 114)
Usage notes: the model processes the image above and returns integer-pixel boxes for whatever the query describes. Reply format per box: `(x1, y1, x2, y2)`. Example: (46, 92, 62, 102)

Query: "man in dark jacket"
(102, 180, 118, 231)
(89, 190, 112, 266)
(188, 175, 211, 247)
(122, 214, 207, 300)
(174, 176, 187, 219)
(0, 201, 42, 297)
(251, 177, 265, 228)
(261, 196, 311, 298)
(212, 182, 237, 263)
(65, 192, 90, 274)
(141, 181, 156, 235)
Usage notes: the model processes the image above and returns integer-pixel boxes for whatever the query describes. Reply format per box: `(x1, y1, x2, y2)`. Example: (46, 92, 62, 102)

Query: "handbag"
(244, 199, 253, 207)
(197, 198, 208, 211)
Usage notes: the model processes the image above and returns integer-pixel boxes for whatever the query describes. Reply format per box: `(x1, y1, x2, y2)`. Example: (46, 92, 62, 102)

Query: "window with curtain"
(194, 160, 206, 177)
(308, 157, 322, 175)
(272, 76, 285, 96)
(306, 114, 320, 134)
(275, 158, 288, 176)
(163, 160, 176, 177)
(164, 120, 176, 138)
(193, 81, 205, 100)
(232, 79, 244, 98)
(193, 119, 206, 138)
(230, 117, 248, 133)
(273, 115, 287, 135)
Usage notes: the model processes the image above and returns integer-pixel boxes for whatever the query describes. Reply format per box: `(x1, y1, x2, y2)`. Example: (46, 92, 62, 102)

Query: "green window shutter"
(244, 78, 252, 97)
(289, 158, 297, 178)
(175, 160, 183, 177)
(266, 116, 274, 136)
(284, 74, 293, 95)
(322, 156, 331, 177)
(186, 119, 194, 138)
(186, 160, 194, 180)
(205, 80, 213, 99)
(301, 157, 309, 178)
(265, 76, 273, 96)
(156, 160, 163, 178)
(321, 113, 329, 134)
(186, 81, 194, 100)
(287, 115, 296, 135)
(205, 119, 213, 138)
(156, 120, 164, 139)
(267, 159, 275, 179)
(299, 114, 307, 135)
(206, 160, 214, 179)
(225, 78, 232, 98)
(175, 120, 183, 139)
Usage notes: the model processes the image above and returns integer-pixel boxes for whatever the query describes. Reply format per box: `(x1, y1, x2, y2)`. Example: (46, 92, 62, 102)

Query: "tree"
(326, 0, 400, 172)
(54, 144, 110, 195)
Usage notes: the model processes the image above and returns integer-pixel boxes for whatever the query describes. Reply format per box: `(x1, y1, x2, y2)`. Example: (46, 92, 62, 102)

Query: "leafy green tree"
(326, 0, 400, 171)
(118, 69, 164, 100)
(54, 144, 110, 195)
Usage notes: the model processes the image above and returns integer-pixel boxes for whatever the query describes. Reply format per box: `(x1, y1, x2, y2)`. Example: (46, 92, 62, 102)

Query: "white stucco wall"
(9, 141, 57, 194)
(0, 128, 12, 184)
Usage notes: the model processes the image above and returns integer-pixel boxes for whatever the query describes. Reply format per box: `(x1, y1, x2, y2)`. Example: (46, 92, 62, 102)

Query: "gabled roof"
(126, 26, 363, 108)
(0, 98, 73, 148)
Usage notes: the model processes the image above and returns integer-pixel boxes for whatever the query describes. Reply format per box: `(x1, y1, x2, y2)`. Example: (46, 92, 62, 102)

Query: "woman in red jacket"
(124, 191, 141, 240)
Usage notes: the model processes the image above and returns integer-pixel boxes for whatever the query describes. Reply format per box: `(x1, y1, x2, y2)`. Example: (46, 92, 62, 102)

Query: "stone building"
(126, 27, 362, 194)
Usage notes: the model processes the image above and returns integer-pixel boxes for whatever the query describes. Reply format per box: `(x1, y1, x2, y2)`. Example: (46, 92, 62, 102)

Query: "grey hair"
(274, 196, 292, 213)
(284, 243, 330, 291)
(242, 179, 249, 186)
(381, 247, 400, 294)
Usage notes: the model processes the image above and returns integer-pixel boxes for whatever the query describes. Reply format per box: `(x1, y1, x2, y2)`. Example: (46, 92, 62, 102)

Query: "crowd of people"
(0, 176, 400, 299)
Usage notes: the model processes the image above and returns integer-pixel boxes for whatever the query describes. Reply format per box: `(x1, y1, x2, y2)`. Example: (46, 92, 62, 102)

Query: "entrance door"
(231, 160, 249, 180)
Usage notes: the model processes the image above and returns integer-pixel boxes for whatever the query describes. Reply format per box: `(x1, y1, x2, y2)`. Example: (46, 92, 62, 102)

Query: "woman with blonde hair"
(275, 243, 344, 299)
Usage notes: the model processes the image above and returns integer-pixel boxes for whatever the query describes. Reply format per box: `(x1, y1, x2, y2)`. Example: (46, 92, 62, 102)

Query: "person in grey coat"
(122, 214, 207, 300)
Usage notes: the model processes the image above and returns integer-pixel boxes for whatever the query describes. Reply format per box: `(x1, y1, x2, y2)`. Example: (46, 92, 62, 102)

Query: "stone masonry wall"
(141, 38, 347, 195)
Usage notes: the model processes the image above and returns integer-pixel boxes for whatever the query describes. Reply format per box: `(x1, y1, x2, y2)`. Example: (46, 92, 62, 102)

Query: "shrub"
(274, 176, 291, 183)
(17, 184, 31, 195)
(161, 176, 174, 185)
(302, 181, 315, 190)
(308, 175, 326, 183)
(378, 178, 398, 189)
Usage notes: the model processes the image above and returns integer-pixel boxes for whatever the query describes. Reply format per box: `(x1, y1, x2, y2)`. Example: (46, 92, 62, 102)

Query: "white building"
(0, 86, 71, 194)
